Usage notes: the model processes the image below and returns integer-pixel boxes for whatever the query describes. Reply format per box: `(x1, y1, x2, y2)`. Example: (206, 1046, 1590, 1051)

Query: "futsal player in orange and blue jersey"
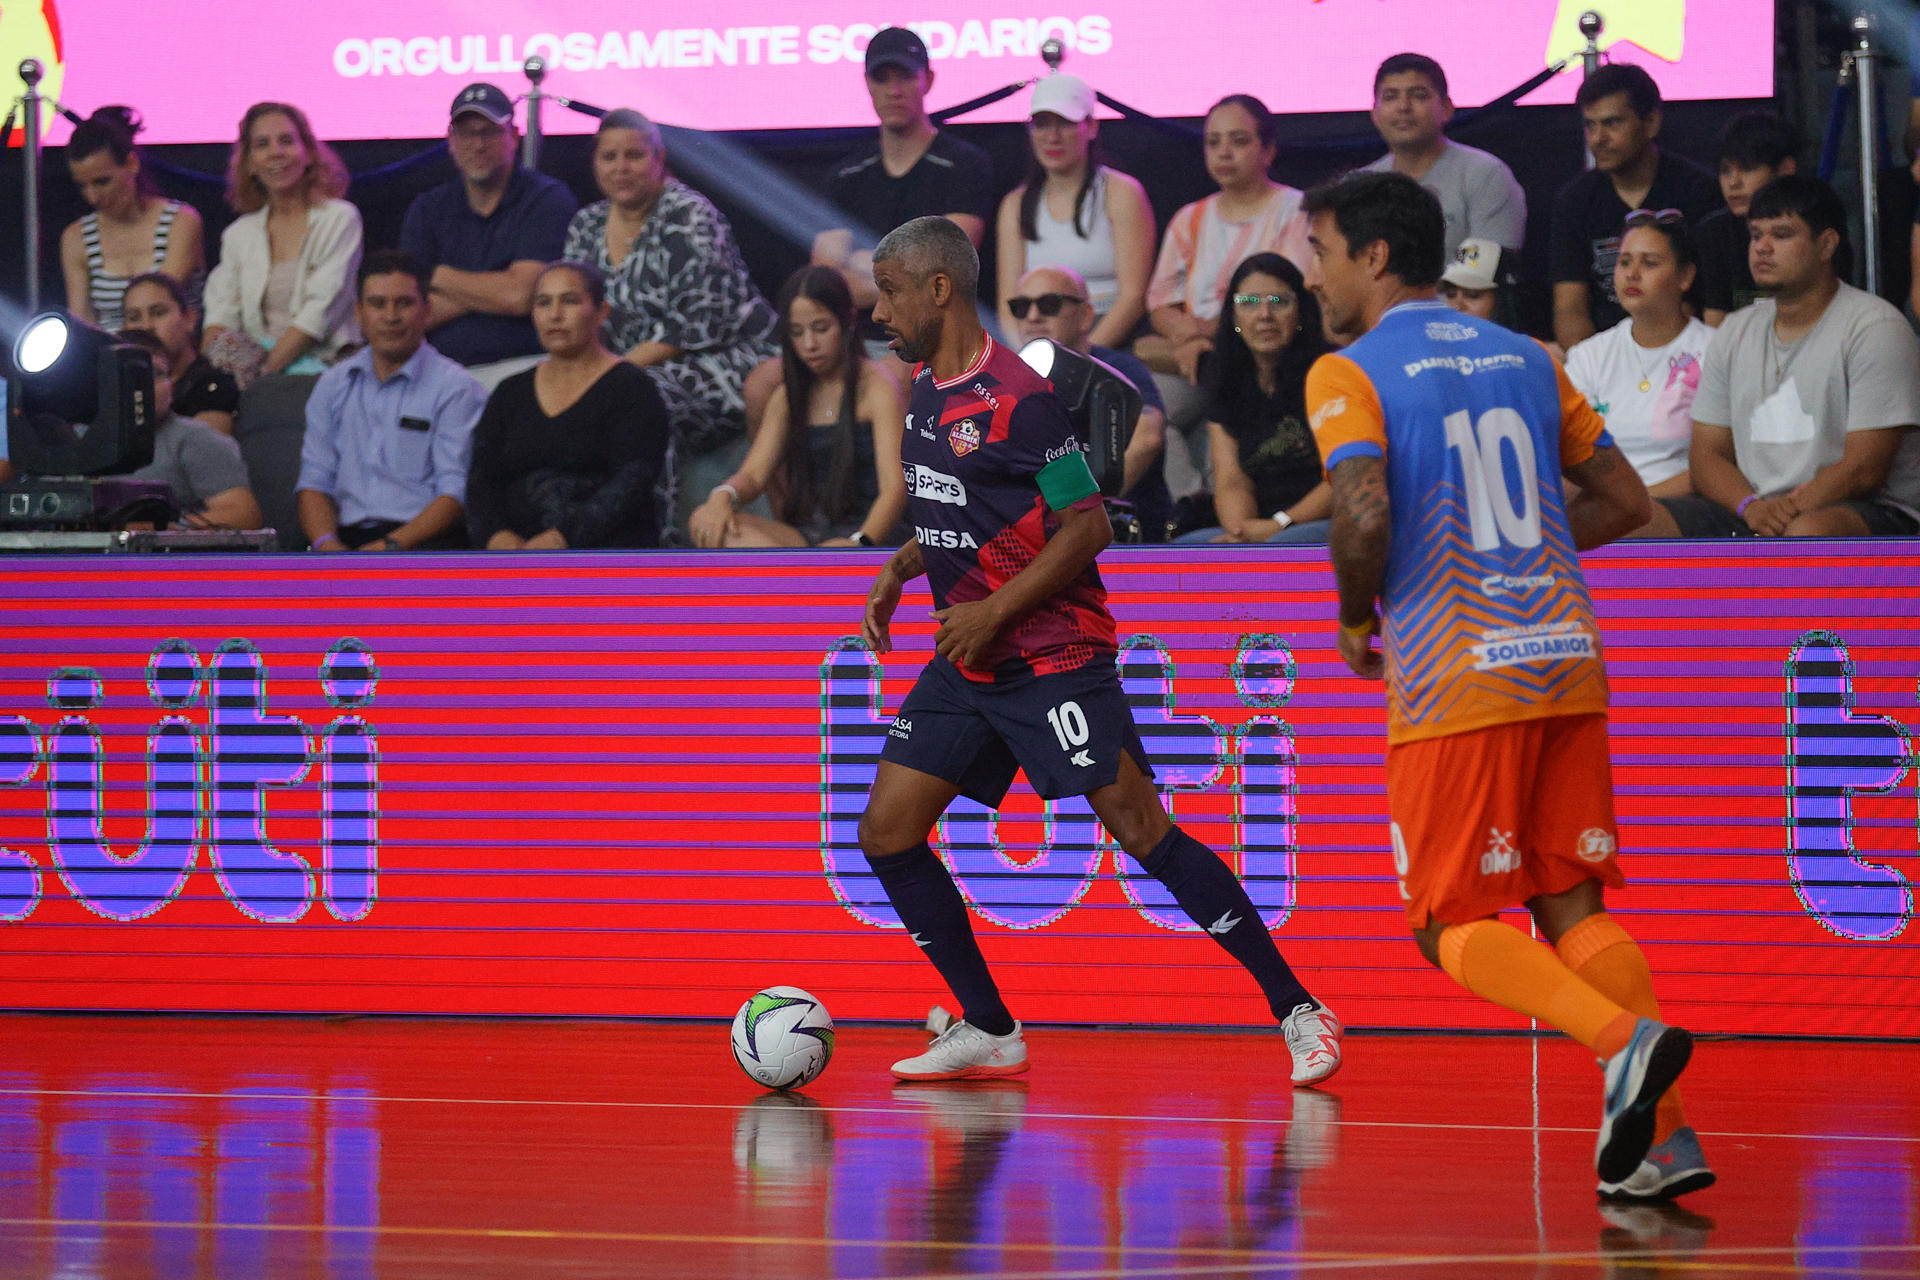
(1301, 172, 1714, 1202)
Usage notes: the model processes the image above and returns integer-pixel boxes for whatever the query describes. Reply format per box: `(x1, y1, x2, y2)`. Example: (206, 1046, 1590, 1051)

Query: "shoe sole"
(1599, 1168, 1717, 1203)
(1291, 1055, 1342, 1088)
(1596, 1028, 1694, 1184)
(891, 1059, 1030, 1082)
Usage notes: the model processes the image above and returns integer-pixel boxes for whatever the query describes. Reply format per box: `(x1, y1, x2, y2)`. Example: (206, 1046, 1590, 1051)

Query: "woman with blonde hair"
(202, 102, 362, 381)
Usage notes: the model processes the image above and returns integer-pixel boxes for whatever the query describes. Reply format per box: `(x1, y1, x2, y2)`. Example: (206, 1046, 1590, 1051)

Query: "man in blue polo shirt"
(400, 83, 577, 381)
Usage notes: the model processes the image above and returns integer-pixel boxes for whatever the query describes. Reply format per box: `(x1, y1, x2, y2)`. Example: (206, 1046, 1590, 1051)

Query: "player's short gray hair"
(598, 107, 663, 152)
(873, 216, 980, 302)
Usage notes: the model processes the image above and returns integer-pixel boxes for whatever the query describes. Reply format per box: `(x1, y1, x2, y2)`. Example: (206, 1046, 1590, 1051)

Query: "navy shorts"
(881, 656, 1154, 807)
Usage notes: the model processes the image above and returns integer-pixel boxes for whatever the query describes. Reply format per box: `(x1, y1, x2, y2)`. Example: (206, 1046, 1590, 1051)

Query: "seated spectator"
(401, 83, 577, 383)
(812, 27, 994, 318)
(120, 272, 238, 435)
(1643, 177, 1920, 538)
(1006, 264, 1172, 541)
(468, 261, 672, 550)
(1550, 65, 1719, 350)
(1438, 237, 1522, 330)
(1701, 111, 1796, 325)
(993, 74, 1154, 349)
(1172, 253, 1331, 545)
(690, 266, 904, 549)
(296, 251, 486, 551)
(1145, 94, 1312, 495)
(203, 102, 363, 382)
(59, 106, 204, 332)
(1362, 54, 1525, 262)
(115, 330, 262, 530)
(1565, 210, 1710, 509)
(562, 108, 778, 530)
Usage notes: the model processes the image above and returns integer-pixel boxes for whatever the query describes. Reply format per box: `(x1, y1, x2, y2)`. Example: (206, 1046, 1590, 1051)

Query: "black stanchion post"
(19, 58, 44, 312)
(523, 56, 547, 171)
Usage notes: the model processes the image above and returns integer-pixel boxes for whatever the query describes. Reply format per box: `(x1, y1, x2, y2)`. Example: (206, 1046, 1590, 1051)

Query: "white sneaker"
(1281, 1001, 1343, 1086)
(891, 1019, 1029, 1082)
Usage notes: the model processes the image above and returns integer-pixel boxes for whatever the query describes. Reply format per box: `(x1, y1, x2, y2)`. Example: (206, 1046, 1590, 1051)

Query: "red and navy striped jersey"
(902, 336, 1117, 683)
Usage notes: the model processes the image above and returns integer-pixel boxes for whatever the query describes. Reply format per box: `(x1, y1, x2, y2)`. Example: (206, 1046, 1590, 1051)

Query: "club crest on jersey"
(949, 418, 981, 457)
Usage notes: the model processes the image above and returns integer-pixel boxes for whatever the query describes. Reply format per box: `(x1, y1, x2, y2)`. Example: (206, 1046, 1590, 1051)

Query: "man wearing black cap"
(813, 27, 994, 318)
(399, 83, 578, 382)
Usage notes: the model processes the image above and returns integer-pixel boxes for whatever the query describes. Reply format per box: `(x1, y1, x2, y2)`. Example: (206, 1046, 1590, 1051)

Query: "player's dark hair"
(1575, 64, 1662, 118)
(69, 106, 160, 197)
(1301, 171, 1446, 288)
(1714, 110, 1797, 171)
(1206, 94, 1279, 152)
(1207, 252, 1328, 442)
(773, 265, 866, 528)
(1747, 174, 1852, 277)
(356, 248, 431, 300)
(1373, 53, 1448, 100)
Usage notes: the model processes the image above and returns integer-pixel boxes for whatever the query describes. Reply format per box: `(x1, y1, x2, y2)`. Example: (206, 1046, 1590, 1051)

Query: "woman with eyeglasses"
(1175, 254, 1331, 544)
(1564, 209, 1709, 502)
(689, 266, 906, 548)
(993, 74, 1155, 349)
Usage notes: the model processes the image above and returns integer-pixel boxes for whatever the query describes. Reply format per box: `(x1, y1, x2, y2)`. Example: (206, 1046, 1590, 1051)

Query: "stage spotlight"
(7, 311, 157, 476)
(1018, 339, 1140, 496)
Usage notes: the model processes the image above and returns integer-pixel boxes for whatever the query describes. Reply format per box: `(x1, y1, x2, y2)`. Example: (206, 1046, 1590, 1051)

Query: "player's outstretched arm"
(1562, 444, 1653, 551)
(931, 500, 1112, 669)
(862, 538, 925, 655)
(1328, 455, 1391, 679)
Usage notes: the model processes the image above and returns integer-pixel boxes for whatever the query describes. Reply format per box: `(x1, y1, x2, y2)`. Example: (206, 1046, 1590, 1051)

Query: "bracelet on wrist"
(1736, 493, 1759, 518)
(712, 483, 740, 506)
(310, 534, 342, 552)
(1339, 615, 1378, 642)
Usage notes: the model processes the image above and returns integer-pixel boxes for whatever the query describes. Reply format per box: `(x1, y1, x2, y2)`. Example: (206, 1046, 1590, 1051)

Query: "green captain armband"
(1036, 448, 1100, 511)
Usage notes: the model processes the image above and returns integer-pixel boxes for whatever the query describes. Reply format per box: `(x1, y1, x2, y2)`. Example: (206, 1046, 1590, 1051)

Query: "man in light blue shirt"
(297, 250, 487, 551)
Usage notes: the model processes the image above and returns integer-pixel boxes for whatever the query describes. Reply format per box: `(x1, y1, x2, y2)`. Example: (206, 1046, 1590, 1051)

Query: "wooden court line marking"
(0, 1086, 1913, 1149)
(0, 1218, 1914, 1277)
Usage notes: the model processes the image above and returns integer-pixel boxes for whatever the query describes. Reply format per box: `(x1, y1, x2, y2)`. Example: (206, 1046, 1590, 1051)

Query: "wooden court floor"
(0, 1014, 1913, 1278)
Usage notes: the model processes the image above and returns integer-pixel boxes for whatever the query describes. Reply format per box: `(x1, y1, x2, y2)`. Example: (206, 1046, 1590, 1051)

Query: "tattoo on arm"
(1328, 456, 1392, 628)
(887, 538, 925, 583)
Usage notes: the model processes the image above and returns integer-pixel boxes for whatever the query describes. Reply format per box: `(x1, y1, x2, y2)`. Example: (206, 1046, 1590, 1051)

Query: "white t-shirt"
(1565, 316, 1712, 487)
(1693, 283, 1920, 517)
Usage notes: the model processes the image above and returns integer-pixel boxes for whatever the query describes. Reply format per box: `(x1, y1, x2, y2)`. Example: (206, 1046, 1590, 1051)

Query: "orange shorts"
(1384, 712, 1625, 928)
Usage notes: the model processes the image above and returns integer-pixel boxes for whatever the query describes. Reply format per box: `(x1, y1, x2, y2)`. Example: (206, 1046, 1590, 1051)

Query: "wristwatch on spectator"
(1269, 509, 1294, 530)
(848, 530, 873, 547)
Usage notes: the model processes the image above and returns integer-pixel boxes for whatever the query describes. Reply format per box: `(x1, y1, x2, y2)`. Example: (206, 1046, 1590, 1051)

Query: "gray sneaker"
(1595, 1018, 1694, 1184)
(1598, 1125, 1716, 1201)
(891, 1019, 1029, 1082)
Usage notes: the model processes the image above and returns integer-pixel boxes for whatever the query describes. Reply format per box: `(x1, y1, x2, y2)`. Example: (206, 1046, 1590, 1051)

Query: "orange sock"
(1556, 913, 1686, 1142)
(1437, 919, 1638, 1058)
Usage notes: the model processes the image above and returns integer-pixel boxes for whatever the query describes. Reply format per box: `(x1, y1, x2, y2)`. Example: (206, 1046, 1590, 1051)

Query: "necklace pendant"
(1638, 378, 1651, 392)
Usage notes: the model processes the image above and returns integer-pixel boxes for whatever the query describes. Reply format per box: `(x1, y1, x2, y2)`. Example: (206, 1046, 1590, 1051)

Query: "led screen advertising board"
(0, 544, 1913, 1035)
(14, 0, 1775, 144)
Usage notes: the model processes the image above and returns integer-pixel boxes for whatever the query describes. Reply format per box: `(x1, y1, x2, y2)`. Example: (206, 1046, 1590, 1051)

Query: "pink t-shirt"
(1146, 187, 1312, 320)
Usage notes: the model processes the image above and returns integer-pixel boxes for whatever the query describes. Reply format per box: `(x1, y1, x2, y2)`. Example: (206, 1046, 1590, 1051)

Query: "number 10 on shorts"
(1047, 700, 1090, 751)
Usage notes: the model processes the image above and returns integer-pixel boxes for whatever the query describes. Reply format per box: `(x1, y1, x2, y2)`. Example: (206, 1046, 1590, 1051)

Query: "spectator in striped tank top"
(59, 107, 205, 331)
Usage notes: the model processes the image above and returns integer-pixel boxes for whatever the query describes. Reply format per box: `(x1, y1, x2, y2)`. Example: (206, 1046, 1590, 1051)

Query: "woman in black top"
(468, 261, 672, 550)
(687, 266, 906, 548)
(1177, 253, 1332, 544)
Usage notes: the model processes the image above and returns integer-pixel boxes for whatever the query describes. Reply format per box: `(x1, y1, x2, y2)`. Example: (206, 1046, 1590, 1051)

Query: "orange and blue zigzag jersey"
(1306, 302, 1613, 745)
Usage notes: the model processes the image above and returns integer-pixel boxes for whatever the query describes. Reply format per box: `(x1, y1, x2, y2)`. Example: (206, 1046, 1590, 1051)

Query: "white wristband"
(712, 483, 739, 505)
(1270, 509, 1294, 529)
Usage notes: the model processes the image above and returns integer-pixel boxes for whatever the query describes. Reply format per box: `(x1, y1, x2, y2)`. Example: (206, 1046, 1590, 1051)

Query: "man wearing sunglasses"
(1008, 265, 1171, 540)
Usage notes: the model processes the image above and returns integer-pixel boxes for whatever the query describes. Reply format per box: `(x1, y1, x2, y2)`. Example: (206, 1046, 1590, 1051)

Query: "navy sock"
(1141, 825, 1313, 1020)
(866, 841, 1017, 1036)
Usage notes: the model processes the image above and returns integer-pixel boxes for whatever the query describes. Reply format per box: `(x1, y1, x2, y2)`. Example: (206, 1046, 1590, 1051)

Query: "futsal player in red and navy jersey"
(856, 216, 1341, 1084)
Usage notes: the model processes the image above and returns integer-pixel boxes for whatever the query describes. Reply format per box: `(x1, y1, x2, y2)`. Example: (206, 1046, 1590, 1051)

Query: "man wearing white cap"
(1437, 237, 1514, 324)
(993, 73, 1155, 350)
(1361, 54, 1525, 264)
